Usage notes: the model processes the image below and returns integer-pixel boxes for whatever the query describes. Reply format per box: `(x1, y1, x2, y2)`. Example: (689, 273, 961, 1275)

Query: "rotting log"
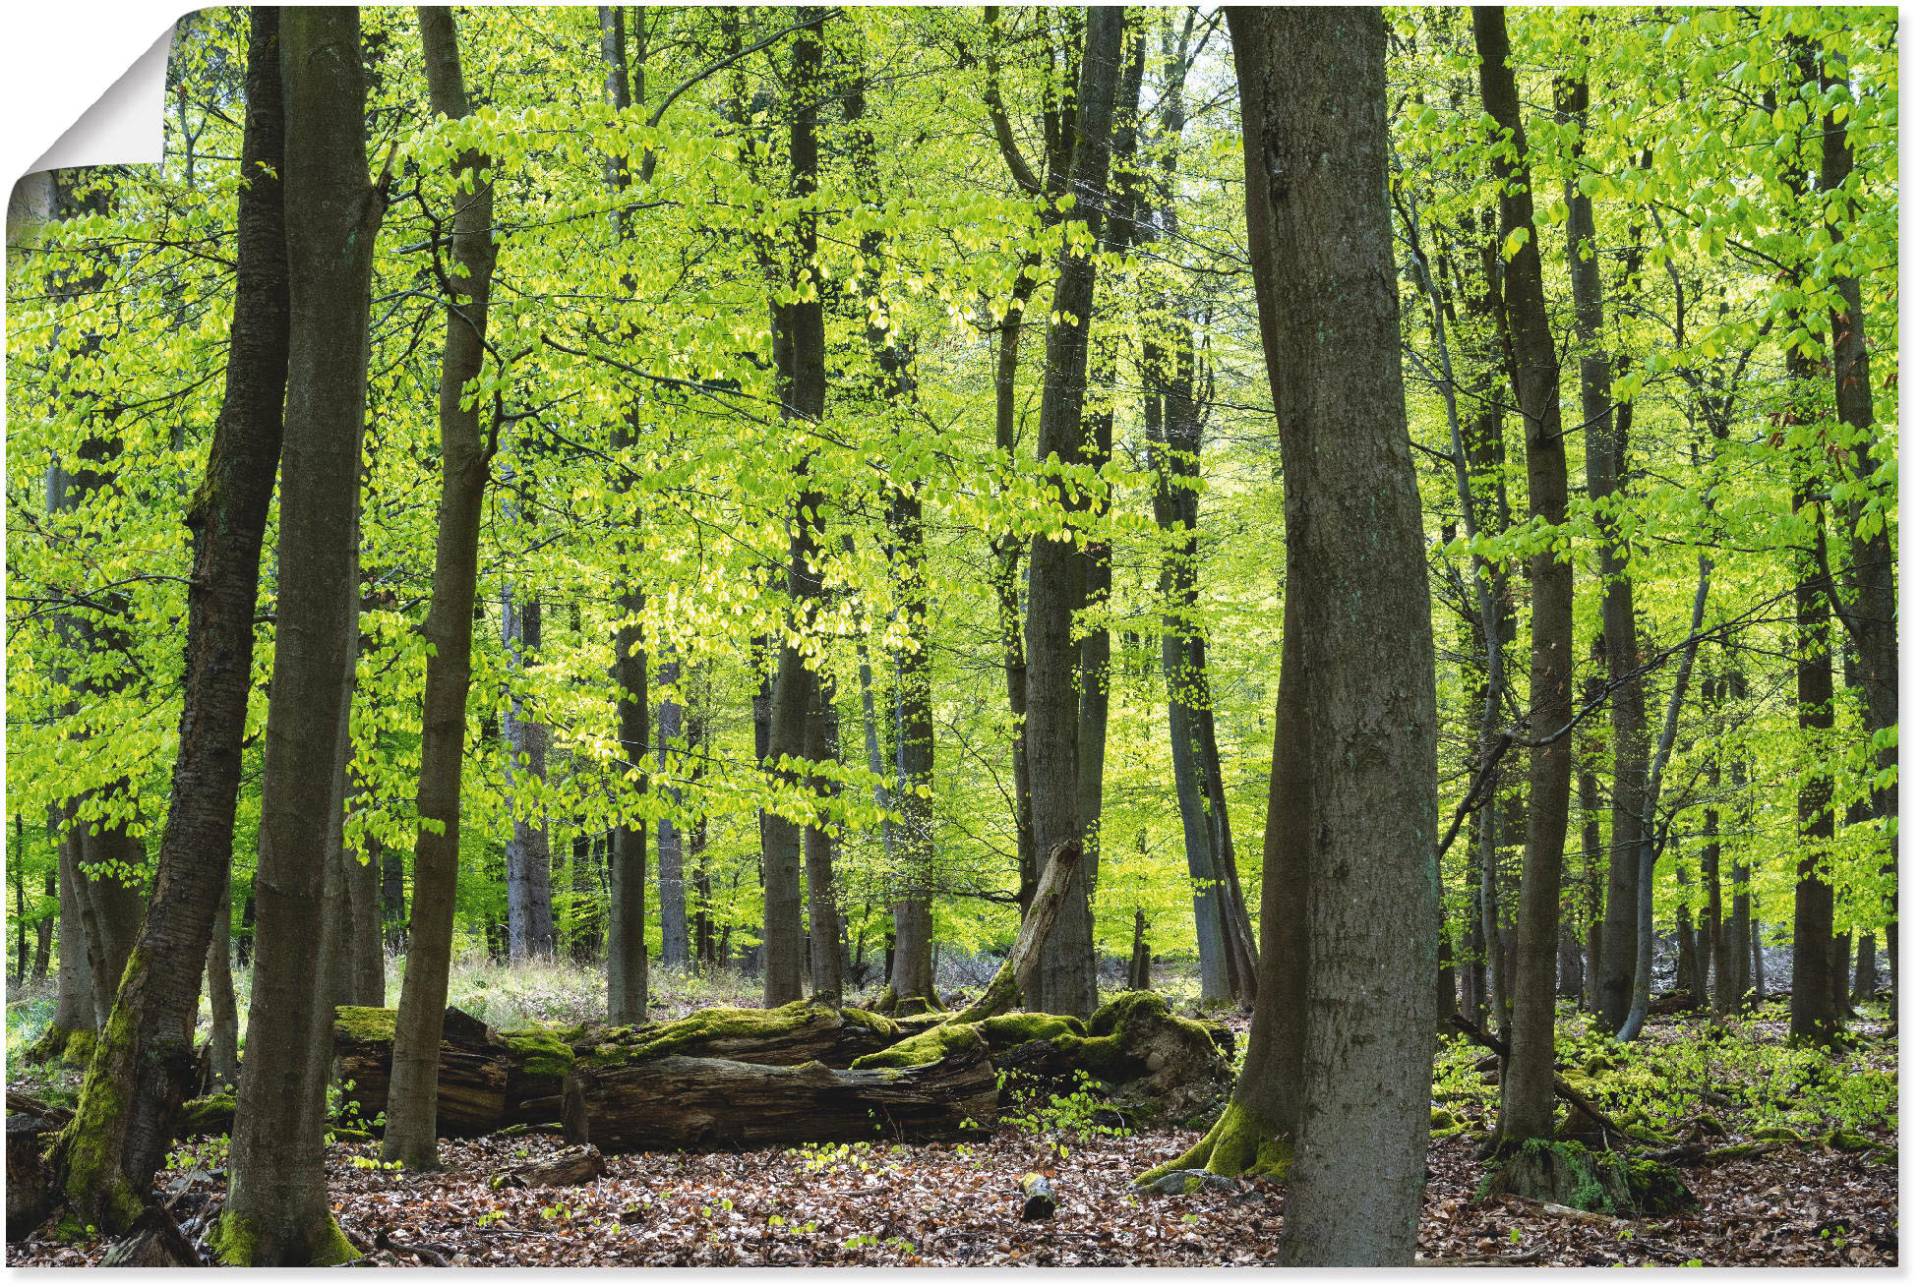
(8, 1111, 56, 1241)
(334, 1005, 507, 1136)
(100, 1206, 202, 1267)
(986, 991, 1234, 1124)
(572, 1000, 902, 1071)
(489, 1144, 605, 1190)
(562, 1031, 998, 1153)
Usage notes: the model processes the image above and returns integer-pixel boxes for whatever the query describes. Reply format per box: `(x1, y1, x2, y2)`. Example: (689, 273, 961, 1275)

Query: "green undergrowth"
(1433, 1002, 1896, 1155)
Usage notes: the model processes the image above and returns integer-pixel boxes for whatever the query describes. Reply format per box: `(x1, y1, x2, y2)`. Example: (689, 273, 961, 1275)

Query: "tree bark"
(1474, 6, 1575, 1151)
(805, 681, 845, 1003)
(1790, 482, 1841, 1045)
(384, 3, 498, 1171)
(1022, 5, 1124, 1019)
(503, 589, 555, 960)
(657, 655, 689, 970)
(1146, 11, 1439, 1265)
(760, 8, 830, 1008)
(217, 6, 378, 1264)
(599, 4, 649, 1028)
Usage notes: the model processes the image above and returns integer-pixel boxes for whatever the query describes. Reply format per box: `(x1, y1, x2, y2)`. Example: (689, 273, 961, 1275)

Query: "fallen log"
(334, 1005, 508, 1136)
(1019, 1173, 1056, 1221)
(563, 1031, 998, 1153)
(572, 1000, 903, 1071)
(489, 1144, 605, 1190)
(7, 1111, 55, 1242)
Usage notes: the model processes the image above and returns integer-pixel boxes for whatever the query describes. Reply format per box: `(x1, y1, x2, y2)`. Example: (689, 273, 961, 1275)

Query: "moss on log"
(332, 1005, 507, 1136)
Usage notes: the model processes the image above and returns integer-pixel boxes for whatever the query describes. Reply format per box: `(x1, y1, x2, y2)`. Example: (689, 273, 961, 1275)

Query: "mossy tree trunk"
(383, 4, 500, 1172)
(56, 8, 290, 1234)
(217, 6, 380, 1265)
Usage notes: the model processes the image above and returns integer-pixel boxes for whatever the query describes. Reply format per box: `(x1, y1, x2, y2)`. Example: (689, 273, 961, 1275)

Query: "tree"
(1472, 5, 1576, 1151)
(215, 5, 382, 1263)
(57, 5, 289, 1232)
(384, 2, 500, 1171)
(1022, 4, 1125, 1019)
(1141, 10, 1439, 1267)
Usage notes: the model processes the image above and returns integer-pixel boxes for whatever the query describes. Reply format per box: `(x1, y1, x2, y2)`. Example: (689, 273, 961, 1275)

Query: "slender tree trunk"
(380, 840, 405, 952)
(1557, 76, 1649, 1037)
(217, 7, 378, 1262)
(1022, 5, 1125, 1019)
(34, 870, 55, 983)
(205, 866, 238, 1086)
(657, 655, 689, 970)
(385, 4, 498, 1170)
(1815, 63, 1898, 1019)
(1790, 483, 1841, 1045)
(503, 589, 556, 960)
(805, 681, 844, 1003)
(599, 4, 649, 1026)
(1476, 6, 1574, 1150)
(759, 9, 829, 1008)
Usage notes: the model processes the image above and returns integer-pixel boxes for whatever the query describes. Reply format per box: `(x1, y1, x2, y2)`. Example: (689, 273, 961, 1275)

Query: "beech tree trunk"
(1172, 10, 1438, 1264)
(503, 589, 555, 961)
(1022, 5, 1124, 1019)
(760, 9, 830, 1007)
(598, 4, 649, 1028)
(218, 7, 379, 1263)
(1789, 477, 1841, 1045)
(805, 681, 845, 1003)
(385, 3, 499, 1171)
(657, 655, 689, 970)
(55, 30, 290, 1200)
(1475, 6, 1575, 1150)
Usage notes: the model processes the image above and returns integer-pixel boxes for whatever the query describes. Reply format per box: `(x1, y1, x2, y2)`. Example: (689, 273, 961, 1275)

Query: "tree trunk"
(383, 5, 499, 1173)
(1788, 476, 1840, 1044)
(205, 867, 238, 1087)
(33, 870, 54, 983)
(656, 655, 689, 970)
(887, 485, 937, 1007)
(1022, 5, 1125, 1019)
(760, 9, 830, 1008)
(598, 8, 649, 1031)
(1475, 6, 1575, 1152)
(217, 7, 378, 1264)
(1815, 57, 1898, 1019)
(805, 681, 844, 1004)
(503, 589, 555, 961)
(1147, 11, 1439, 1265)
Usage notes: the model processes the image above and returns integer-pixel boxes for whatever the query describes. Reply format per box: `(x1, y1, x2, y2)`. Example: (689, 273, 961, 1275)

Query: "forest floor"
(5, 967, 1898, 1267)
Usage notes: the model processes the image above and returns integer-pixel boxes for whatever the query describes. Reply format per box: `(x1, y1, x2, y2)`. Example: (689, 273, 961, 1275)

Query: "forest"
(0, 2, 1898, 1269)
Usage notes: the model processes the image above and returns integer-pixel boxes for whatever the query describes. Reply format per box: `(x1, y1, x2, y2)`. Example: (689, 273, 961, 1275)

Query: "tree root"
(1133, 1100, 1291, 1188)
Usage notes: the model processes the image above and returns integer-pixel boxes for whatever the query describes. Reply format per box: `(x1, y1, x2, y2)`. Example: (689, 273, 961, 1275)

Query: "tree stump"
(100, 1206, 202, 1267)
(6, 1112, 54, 1242)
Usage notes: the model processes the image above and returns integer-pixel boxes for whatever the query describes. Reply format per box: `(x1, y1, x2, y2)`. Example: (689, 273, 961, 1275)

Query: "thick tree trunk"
(1022, 5, 1125, 1019)
(384, 5, 499, 1173)
(1149, 11, 1438, 1266)
(217, 7, 378, 1264)
(1475, 6, 1575, 1152)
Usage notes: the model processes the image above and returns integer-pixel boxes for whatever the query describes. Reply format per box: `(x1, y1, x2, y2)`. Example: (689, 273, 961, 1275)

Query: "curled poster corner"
(31, 24, 177, 176)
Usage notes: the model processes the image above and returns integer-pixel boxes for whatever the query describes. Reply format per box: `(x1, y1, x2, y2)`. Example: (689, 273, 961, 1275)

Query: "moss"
(501, 1026, 577, 1081)
(978, 1013, 1086, 1047)
(1134, 1099, 1291, 1187)
(1430, 1106, 1469, 1138)
(334, 1005, 397, 1045)
(213, 1212, 358, 1267)
(1752, 1124, 1806, 1144)
(1624, 1157, 1695, 1215)
(1089, 991, 1170, 1037)
(584, 1000, 836, 1067)
(1825, 1128, 1871, 1153)
(850, 1022, 985, 1070)
(59, 986, 147, 1235)
(839, 1007, 902, 1040)
(1047, 1032, 1130, 1079)
(176, 1093, 236, 1138)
